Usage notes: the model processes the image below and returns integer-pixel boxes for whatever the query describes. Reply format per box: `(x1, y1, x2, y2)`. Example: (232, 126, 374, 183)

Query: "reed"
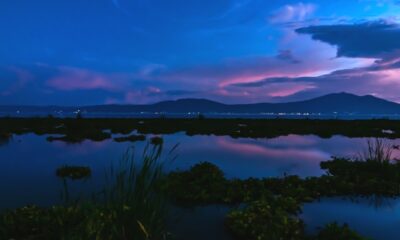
(0, 143, 174, 240)
(359, 138, 394, 163)
(95, 144, 169, 239)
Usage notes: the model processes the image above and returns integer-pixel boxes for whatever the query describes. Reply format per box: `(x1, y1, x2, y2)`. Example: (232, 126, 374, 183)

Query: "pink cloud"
(124, 87, 163, 104)
(163, 54, 341, 89)
(156, 34, 373, 95)
(236, 61, 400, 103)
(125, 91, 142, 103)
(46, 66, 124, 91)
(267, 82, 316, 97)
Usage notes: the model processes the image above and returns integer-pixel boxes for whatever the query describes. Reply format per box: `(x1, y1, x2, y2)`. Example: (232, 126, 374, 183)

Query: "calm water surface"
(1, 132, 400, 239)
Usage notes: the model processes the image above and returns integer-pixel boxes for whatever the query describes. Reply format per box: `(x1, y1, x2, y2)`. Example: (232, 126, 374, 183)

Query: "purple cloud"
(296, 20, 400, 60)
(229, 58, 400, 102)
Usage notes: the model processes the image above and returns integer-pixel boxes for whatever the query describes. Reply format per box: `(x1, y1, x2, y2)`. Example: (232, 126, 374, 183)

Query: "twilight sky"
(2, 0, 400, 105)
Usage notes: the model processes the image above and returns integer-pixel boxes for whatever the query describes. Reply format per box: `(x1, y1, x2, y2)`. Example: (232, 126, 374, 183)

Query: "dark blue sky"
(1, 0, 400, 105)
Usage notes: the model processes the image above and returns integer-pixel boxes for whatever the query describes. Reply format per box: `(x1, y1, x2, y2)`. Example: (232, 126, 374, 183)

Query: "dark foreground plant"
(0, 143, 172, 240)
(95, 144, 170, 239)
(226, 198, 304, 240)
(320, 138, 400, 196)
(151, 136, 164, 145)
(359, 138, 394, 163)
(164, 161, 227, 204)
(314, 222, 369, 240)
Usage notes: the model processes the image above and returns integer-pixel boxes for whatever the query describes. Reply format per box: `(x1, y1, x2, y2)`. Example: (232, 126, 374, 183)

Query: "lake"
(1, 132, 400, 239)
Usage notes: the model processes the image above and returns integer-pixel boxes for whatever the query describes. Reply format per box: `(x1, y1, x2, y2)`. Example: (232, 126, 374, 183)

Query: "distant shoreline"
(1, 117, 400, 143)
(2, 112, 400, 120)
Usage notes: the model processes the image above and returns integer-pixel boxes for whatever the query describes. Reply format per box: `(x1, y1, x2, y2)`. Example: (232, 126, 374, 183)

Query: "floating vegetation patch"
(151, 136, 163, 145)
(56, 166, 91, 180)
(314, 222, 369, 240)
(113, 134, 146, 142)
(226, 198, 304, 240)
(164, 161, 227, 204)
(0, 132, 12, 146)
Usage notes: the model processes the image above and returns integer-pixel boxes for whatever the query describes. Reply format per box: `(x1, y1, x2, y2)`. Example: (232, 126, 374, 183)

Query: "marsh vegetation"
(163, 138, 397, 239)
(0, 144, 171, 240)
(2, 117, 400, 143)
(0, 118, 398, 239)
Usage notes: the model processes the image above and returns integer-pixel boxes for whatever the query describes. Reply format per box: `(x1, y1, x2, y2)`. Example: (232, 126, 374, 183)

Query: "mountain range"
(1, 92, 400, 115)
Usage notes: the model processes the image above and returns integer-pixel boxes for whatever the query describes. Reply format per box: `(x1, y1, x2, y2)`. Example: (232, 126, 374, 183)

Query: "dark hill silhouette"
(1, 92, 400, 114)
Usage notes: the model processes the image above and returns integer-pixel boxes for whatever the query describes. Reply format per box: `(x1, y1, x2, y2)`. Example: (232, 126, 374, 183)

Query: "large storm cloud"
(296, 20, 400, 60)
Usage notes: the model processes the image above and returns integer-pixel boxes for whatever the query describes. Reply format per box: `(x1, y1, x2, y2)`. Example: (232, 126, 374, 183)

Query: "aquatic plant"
(0, 139, 387, 240)
(0, 143, 172, 240)
(165, 162, 227, 204)
(56, 166, 91, 180)
(0, 132, 12, 146)
(114, 134, 146, 142)
(95, 144, 170, 239)
(162, 159, 400, 240)
(319, 158, 400, 196)
(359, 138, 394, 163)
(151, 136, 164, 145)
(0, 132, 12, 140)
(165, 157, 400, 206)
(314, 222, 369, 240)
(0, 205, 59, 239)
(226, 198, 304, 240)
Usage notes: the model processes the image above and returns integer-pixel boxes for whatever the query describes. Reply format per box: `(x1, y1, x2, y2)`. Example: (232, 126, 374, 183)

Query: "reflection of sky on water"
(163, 134, 400, 178)
(2, 133, 400, 239)
(1, 133, 400, 210)
(302, 197, 400, 240)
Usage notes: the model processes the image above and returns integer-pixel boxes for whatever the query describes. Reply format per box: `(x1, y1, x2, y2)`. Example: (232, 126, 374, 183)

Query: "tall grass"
(95, 143, 172, 239)
(0, 143, 177, 240)
(359, 138, 393, 163)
